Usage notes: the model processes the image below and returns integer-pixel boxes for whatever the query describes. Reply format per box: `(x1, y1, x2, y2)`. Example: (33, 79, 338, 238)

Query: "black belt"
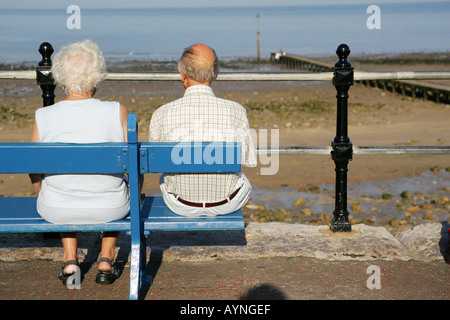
(176, 187, 241, 208)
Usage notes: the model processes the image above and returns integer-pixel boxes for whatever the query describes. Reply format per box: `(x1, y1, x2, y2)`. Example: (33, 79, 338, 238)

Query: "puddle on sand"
(249, 170, 450, 223)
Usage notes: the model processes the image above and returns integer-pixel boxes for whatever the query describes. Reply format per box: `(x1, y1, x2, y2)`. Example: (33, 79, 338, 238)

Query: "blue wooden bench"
(0, 113, 244, 300)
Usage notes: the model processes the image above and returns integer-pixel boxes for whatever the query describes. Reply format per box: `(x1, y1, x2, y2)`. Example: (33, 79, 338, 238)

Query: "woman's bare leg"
(60, 232, 78, 274)
(98, 231, 120, 272)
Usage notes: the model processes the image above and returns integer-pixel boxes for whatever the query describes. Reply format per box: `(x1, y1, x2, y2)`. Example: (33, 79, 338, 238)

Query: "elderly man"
(149, 43, 257, 217)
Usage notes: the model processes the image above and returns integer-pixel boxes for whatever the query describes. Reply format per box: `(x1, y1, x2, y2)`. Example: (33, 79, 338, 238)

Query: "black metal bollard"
(330, 44, 353, 232)
(36, 42, 55, 107)
(35, 43, 58, 240)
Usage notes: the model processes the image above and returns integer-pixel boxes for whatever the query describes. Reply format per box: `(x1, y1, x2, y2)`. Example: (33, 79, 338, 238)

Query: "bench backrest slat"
(140, 142, 241, 173)
(0, 143, 129, 174)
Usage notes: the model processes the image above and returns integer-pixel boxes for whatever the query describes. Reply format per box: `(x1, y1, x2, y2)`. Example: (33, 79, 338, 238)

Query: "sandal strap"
(98, 257, 115, 266)
(61, 259, 79, 268)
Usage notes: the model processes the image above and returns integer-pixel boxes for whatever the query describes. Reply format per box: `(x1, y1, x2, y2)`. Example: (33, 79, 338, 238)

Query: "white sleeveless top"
(35, 99, 129, 224)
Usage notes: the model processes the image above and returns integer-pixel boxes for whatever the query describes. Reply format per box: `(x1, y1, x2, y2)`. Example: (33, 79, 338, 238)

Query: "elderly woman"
(30, 39, 129, 285)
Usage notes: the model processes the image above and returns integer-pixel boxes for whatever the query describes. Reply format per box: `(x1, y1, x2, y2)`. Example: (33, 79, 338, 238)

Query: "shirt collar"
(184, 85, 215, 97)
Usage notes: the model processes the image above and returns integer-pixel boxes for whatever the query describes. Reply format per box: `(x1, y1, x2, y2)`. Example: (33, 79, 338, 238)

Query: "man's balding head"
(177, 43, 219, 86)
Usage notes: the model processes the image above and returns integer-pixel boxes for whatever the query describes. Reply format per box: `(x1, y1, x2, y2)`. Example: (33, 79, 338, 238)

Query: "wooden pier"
(271, 52, 450, 104)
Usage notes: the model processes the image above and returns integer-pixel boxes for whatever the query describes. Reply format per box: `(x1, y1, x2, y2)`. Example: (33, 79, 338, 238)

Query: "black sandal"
(95, 257, 120, 284)
(58, 260, 79, 286)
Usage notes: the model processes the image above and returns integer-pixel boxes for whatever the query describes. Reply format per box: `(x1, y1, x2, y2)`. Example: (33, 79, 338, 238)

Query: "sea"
(0, 2, 450, 66)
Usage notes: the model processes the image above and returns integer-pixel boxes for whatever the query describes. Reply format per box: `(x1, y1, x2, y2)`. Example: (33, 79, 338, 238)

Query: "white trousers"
(37, 199, 130, 225)
(160, 173, 252, 217)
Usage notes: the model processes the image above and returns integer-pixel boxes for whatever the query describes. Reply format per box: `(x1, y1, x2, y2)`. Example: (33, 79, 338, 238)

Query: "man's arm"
(148, 110, 162, 142)
(239, 110, 258, 168)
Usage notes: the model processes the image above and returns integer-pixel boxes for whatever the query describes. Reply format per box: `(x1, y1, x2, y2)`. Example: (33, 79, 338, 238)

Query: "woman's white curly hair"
(51, 39, 106, 94)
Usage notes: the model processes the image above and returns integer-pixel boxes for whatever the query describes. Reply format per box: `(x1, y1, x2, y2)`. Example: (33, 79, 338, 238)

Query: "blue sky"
(3, 0, 446, 9)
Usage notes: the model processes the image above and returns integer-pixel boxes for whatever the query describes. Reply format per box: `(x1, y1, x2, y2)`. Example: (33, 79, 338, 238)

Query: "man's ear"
(179, 71, 189, 88)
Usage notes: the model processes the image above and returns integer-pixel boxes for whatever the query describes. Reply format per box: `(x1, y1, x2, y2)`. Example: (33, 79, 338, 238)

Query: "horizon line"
(2, 1, 444, 10)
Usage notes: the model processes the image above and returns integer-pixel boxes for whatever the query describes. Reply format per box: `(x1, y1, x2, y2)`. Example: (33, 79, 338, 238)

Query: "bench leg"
(140, 233, 152, 287)
(128, 240, 141, 300)
(128, 233, 151, 300)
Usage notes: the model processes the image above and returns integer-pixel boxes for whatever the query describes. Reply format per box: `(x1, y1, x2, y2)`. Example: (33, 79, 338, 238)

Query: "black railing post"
(330, 44, 353, 232)
(36, 42, 55, 107)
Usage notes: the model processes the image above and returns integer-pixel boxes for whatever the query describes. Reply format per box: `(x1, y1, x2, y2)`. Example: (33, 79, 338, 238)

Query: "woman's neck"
(65, 91, 94, 100)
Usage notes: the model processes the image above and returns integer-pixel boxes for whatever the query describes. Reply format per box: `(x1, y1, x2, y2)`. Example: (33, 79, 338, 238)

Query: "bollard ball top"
(38, 42, 54, 66)
(336, 44, 350, 59)
(335, 44, 352, 69)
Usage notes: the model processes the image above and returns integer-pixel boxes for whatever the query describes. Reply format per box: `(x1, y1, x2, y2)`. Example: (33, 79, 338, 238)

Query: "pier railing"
(3, 69, 450, 82)
(272, 52, 450, 104)
(1, 42, 450, 232)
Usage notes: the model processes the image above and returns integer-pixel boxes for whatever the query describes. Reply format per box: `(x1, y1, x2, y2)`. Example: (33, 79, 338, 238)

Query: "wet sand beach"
(0, 53, 449, 232)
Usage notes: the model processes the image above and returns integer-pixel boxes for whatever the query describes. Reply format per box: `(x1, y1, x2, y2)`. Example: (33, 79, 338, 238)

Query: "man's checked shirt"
(149, 85, 257, 202)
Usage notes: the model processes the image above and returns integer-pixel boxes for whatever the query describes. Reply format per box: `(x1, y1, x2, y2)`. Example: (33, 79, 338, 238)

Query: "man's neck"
(184, 78, 211, 89)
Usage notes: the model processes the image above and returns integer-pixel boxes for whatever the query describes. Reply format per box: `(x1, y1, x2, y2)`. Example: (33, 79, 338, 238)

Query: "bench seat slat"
(0, 197, 131, 233)
(0, 197, 244, 233)
(142, 197, 244, 231)
(0, 219, 131, 233)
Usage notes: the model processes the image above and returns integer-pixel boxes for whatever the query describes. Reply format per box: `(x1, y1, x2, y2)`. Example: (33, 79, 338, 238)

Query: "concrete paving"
(0, 222, 448, 303)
